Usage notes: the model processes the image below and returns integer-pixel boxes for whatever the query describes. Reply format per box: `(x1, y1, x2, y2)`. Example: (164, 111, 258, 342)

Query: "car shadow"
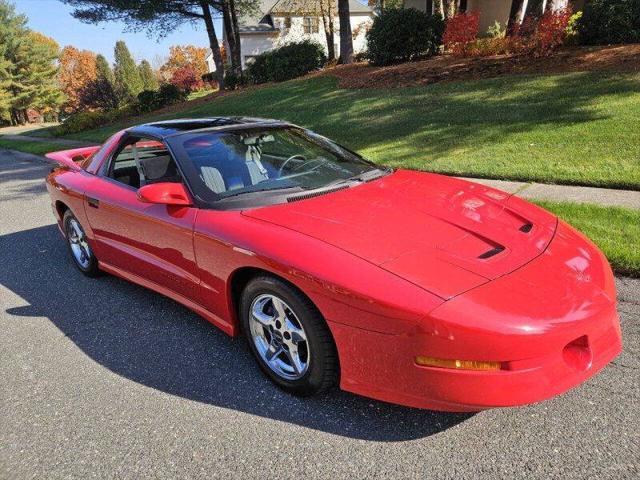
(0, 223, 472, 441)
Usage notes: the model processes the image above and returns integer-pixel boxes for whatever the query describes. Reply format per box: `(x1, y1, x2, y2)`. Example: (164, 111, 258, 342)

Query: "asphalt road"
(1, 148, 638, 479)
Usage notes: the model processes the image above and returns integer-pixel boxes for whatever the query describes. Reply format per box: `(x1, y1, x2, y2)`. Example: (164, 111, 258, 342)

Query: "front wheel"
(63, 210, 100, 277)
(240, 276, 339, 396)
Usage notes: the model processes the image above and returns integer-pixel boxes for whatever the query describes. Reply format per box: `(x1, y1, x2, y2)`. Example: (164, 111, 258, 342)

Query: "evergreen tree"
(113, 40, 143, 103)
(95, 53, 114, 85)
(11, 32, 64, 123)
(80, 53, 118, 111)
(138, 59, 159, 91)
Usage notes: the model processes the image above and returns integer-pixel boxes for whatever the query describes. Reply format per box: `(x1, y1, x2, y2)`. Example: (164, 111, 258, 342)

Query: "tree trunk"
(443, 0, 457, 18)
(507, 0, 529, 34)
(434, 0, 444, 17)
(338, 0, 353, 64)
(222, 0, 242, 77)
(200, 1, 225, 90)
(320, 0, 336, 62)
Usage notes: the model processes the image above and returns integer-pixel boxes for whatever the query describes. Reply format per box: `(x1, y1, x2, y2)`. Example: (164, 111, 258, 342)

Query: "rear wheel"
(240, 275, 339, 396)
(63, 210, 100, 277)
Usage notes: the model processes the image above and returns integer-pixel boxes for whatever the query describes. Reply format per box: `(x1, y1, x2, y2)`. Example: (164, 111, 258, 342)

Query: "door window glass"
(109, 138, 181, 188)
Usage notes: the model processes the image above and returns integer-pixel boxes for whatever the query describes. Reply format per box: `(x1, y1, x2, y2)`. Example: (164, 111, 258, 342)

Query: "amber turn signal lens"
(415, 356, 502, 371)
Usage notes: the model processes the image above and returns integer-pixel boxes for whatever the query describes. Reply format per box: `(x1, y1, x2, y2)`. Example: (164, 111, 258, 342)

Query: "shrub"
(170, 65, 204, 93)
(134, 84, 186, 114)
(443, 11, 481, 56)
(246, 41, 326, 84)
(157, 83, 187, 105)
(224, 68, 244, 90)
(136, 89, 162, 113)
(577, 0, 640, 45)
(529, 7, 573, 56)
(466, 37, 513, 56)
(366, 8, 444, 66)
(565, 11, 583, 45)
(54, 110, 113, 135)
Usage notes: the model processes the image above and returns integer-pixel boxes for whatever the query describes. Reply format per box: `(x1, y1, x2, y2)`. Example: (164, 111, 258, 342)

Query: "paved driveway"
(1, 149, 638, 479)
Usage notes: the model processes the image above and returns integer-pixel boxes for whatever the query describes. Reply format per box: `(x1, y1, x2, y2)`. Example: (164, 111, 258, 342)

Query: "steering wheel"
(278, 154, 306, 177)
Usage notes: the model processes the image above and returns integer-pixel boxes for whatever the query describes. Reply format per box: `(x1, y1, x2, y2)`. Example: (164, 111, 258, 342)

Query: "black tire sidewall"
(240, 276, 337, 396)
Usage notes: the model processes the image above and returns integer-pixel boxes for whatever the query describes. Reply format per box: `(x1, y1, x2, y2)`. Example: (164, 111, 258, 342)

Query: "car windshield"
(166, 126, 386, 206)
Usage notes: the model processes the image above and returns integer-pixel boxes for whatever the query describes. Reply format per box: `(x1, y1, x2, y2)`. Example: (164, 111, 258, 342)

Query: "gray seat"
(200, 166, 226, 193)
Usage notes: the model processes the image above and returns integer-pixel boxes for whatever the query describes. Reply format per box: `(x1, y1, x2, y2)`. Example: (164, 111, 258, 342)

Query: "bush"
(246, 41, 326, 84)
(136, 89, 161, 113)
(224, 68, 244, 90)
(529, 7, 573, 56)
(443, 11, 481, 56)
(157, 83, 187, 105)
(366, 8, 444, 65)
(54, 110, 113, 135)
(565, 11, 583, 45)
(577, 0, 640, 45)
(170, 65, 204, 93)
(135, 84, 187, 113)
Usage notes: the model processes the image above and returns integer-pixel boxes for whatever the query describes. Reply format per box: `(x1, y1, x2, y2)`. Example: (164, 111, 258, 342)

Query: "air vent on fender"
(519, 223, 533, 233)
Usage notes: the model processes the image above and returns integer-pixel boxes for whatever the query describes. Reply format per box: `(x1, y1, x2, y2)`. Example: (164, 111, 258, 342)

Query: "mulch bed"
(324, 44, 640, 89)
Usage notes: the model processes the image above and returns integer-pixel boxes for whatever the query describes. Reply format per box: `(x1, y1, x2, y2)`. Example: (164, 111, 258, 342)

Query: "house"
(206, 0, 375, 72)
(404, 1, 581, 36)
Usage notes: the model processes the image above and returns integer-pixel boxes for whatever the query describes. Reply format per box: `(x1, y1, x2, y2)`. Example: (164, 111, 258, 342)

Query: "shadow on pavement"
(0, 223, 472, 442)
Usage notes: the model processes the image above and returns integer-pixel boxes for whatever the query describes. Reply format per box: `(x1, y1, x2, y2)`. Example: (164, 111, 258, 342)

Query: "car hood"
(243, 170, 557, 299)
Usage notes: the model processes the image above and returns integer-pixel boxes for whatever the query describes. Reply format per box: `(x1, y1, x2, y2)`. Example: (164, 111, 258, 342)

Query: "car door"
(84, 134, 199, 300)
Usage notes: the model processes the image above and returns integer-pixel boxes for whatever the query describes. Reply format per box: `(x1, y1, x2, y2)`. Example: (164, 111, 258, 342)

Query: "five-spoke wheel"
(241, 276, 339, 396)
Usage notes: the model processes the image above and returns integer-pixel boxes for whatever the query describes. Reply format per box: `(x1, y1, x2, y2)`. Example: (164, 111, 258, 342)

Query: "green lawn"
(0, 138, 65, 156)
(58, 71, 640, 189)
(537, 201, 640, 277)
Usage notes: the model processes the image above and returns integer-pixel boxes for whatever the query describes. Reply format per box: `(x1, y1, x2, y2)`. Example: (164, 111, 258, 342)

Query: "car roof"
(127, 117, 293, 139)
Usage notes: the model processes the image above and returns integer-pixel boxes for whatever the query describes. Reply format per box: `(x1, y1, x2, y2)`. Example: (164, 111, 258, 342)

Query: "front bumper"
(331, 221, 622, 411)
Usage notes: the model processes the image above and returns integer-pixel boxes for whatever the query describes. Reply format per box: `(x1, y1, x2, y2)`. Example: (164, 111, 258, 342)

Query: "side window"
(108, 138, 181, 188)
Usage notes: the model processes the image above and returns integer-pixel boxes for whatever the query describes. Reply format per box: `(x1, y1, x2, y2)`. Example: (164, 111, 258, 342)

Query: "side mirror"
(137, 182, 192, 206)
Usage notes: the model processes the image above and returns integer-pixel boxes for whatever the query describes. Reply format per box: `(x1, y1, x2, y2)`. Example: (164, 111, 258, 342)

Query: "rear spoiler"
(45, 146, 101, 171)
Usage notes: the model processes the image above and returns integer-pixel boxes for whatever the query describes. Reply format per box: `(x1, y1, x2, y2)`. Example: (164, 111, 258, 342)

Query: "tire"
(240, 275, 339, 396)
(63, 210, 100, 277)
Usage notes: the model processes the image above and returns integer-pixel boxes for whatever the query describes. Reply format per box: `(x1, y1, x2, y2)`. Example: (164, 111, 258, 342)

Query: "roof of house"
(239, 0, 373, 33)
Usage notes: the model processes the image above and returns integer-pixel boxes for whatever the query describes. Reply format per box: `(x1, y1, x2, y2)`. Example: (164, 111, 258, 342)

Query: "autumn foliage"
(169, 65, 204, 93)
(444, 8, 572, 58)
(58, 46, 97, 113)
(443, 11, 480, 56)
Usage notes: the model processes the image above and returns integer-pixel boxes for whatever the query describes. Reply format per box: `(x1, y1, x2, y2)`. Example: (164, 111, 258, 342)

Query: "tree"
(160, 45, 208, 81)
(138, 59, 159, 91)
(9, 32, 63, 124)
(59, 45, 97, 113)
(61, 0, 259, 90)
(170, 65, 204, 92)
(0, 1, 63, 124)
(95, 53, 114, 85)
(113, 40, 143, 103)
(508, 0, 530, 33)
(337, 0, 353, 64)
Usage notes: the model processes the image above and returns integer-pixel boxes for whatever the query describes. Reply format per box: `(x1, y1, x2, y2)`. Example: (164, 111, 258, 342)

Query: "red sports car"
(45, 118, 622, 412)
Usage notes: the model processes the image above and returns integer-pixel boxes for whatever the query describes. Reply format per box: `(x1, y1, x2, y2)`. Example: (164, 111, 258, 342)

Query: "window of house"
(284, 16, 291, 29)
(303, 17, 319, 34)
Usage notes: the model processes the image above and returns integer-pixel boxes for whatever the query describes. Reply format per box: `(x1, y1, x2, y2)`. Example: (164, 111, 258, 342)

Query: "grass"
(55, 70, 640, 190)
(536, 201, 640, 277)
(0, 138, 66, 156)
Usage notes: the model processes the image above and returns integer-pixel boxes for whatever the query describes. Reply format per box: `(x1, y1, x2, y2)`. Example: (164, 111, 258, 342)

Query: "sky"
(13, 0, 223, 65)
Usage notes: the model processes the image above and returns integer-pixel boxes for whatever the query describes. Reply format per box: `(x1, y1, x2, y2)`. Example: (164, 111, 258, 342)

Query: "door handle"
(87, 197, 100, 208)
